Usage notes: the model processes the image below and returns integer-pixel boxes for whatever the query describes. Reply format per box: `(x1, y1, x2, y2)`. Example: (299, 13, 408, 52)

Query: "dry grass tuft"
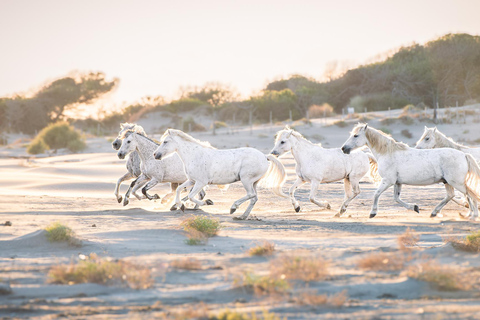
(167, 302, 209, 320)
(270, 251, 328, 282)
(446, 230, 480, 253)
(398, 227, 419, 252)
(296, 290, 348, 308)
(181, 215, 221, 245)
(248, 241, 276, 256)
(47, 254, 153, 289)
(357, 252, 405, 271)
(214, 309, 285, 320)
(235, 272, 289, 296)
(45, 222, 81, 246)
(407, 262, 471, 291)
(170, 258, 202, 271)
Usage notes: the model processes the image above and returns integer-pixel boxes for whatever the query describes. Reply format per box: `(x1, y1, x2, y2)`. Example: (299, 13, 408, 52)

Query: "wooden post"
(249, 110, 253, 135)
(269, 111, 273, 131)
(434, 102, 438, 124)
(456, 101, 459, 124)
(289, 110, 292, 123)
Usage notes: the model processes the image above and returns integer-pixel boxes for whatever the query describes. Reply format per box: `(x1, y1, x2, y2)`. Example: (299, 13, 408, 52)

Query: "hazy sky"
(1, 0, 479, 106)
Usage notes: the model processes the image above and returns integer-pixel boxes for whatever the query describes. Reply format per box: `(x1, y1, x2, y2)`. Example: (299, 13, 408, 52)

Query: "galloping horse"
(341, 124, 480, 220)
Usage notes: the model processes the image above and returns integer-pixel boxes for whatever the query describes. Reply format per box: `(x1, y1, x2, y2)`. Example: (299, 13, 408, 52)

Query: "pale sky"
(1, 0, 479, 106)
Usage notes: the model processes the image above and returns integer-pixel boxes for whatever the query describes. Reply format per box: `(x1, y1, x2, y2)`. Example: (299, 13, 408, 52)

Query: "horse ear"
(286, 130, 293, 138)
(424, 126, 428, 130)
(364, 124, 368, 130)
(433, 127, 437, 132)
(284, 125, 290, 130)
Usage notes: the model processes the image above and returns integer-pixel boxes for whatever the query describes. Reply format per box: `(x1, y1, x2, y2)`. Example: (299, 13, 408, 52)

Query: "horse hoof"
(170, 204, 177, 211)
(230, 208, 236, 214)
(326, 204, 331, 210)
(233, 217, 245, 221)
(414, 205, 420, 213)
(123, 199, 129, 206)
(205, 199, 214, 205)
(369, 213, 376, 218)
(153, 194, 160, 200)
(294, 206, 301, 213)
(180, 204, 186, 212)
(117, 196, 122, 203)
(430, 213, 437, 218)
(340, 208, 346, 214)
(199, 193, 205, 200)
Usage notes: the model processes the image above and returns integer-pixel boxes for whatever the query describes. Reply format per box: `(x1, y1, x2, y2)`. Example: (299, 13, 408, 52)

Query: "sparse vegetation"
(379, 127, 392, 135)
(357, 252, 405, 271)
(181, 215, 221, 245)
(399, 115, 415, 125)
(182, 117, 206, 132)
(407, 262, 470, 291)
(214, 309, 285, 320)
(170, 258, 202, 270)
(47, 254, 153, 289)
(401, 129, 413, 139)
(235, 272, 289, 295)
(309, 103, 335, 118)
(248, 241, 275, 256)
(398, 227, 419, 251)
(333, 120, 348, 128)
(446, 230, 480, 253)
(270, 251, 328, 282)
(45, 222, 81, 246)
(213, 121, 228, 129)
(28, 122, 86, 154)
(295, 290, 348, 308)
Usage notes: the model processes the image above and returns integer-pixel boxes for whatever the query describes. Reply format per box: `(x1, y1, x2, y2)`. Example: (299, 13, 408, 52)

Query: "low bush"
(398, 227, 419, 251)
(407, 262, 470, 291)
(270, 251, 328, 282)
(333, 120, 348, 128)
(357, 252, 405, 271)
(308, 104, 335, 118)
(27, 138, 48, 154)
(170, 258, 202, 270)
(446, 230, 480, 253)
(214, 309, 284, 320)
(27, 122, 86, 154)
(45, 222, 81, 246)
(182, 117, 206, 132)
(248, 241, 275, 256)
(235, 272, 289, 295)
(401, 129, 413, 139)
(181, 215, 221, 245)
(295, 290, 348, 308)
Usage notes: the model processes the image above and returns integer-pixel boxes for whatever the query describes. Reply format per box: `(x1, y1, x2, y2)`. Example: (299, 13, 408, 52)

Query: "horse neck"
(290, 136, 317, 163)
(365, 128, 394, 159)
(436, 133, 464, 150)
(134, 136, 157, 162)
(174, 139, 206, 163)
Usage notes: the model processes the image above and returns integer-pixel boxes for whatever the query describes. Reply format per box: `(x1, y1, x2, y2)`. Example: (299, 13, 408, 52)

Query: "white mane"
(275, 126, 322, 147)
(353, 123, 408, 155)
(118, 123, 146, 139)
(162, 129, 215, 149)
(428, 127, 468, 150)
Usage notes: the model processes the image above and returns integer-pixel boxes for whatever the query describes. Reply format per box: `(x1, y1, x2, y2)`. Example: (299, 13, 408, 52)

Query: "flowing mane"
(118, 123, 147, 139)
(275, 126, 322, 147)
(431, 128, 469, 150)
(163, 129, 215, 149)
(353, 123, 408, 155)
(133, 132, 159, 145)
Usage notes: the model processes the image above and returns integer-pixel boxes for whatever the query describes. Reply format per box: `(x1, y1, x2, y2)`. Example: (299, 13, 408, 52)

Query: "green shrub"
(45, 222, 80, 246)
(401, 129, 413, 139)
(27, 138, 48, 154)
(183, 117, 206, 132)
(379, 127, 392, 135)
(213, 121, 228, 129)
(182, 215, 221, 237)
(28, 122, 86, 154)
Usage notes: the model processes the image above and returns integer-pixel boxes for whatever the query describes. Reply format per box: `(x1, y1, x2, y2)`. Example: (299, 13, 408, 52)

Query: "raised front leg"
(172, 180, 195, 211)
(114, 171, 135, 203)
(369, 179, 393, 218)
(309, 180, 331, 210)
(337, 177, 361, 217)
(123, 175, 149, 206)
(186, 182, 212, 210)
(289, 177, 305, 213)
(162, 183, 179, 204)
(431, 184, 455, 217)
(393, 183, 419, 213)
(142, 179, 160, 200)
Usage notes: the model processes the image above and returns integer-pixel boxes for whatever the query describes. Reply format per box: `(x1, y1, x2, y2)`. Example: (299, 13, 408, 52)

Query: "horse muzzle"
(112, 140, 121, 150)
(154, 152, 162, 160)
(341, 146, 351, 154)
(117, 152, 126, 159)
(270, 150, 280, 157)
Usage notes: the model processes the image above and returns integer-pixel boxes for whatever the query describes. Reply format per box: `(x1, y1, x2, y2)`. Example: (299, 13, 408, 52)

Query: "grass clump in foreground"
(45, 222, 81, 246)
(270, 251, 328, 282)
(47, 254, 153, 289)
(447, 230, 480, 253)
(214, 309, 285, 320)
(181, 215, 221, 245)
(397, 227, 419, 252)
(295, 290, 348, 308)
(357, 252, 405, 271)
(170, 257, 202, 270)
(235, 272, 290, 296)
(248, 241, 275, 256)
(407, 262, 470, 291)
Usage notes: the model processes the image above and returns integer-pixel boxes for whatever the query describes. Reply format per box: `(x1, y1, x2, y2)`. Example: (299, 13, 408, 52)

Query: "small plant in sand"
(401, 129, 413, 139)
(357, 252, 406, 271)
(333, 120, 348, 128)
(166, 302, 209, 320)
(248, 241, 276, 256)
(295, 290, 348, 308)
(235, 272, 289, 296)
(170, 258, 202, 271)
(214, 309, 285, 320)
(270, 251, 328, 282)
(446, 230, 480, 253)
(397, 227, 419, 252)
(47, 254, 153, 289)
(45, 222, 81, 246)
(407, 262, 470, 291)
(181, 215, 221, 245)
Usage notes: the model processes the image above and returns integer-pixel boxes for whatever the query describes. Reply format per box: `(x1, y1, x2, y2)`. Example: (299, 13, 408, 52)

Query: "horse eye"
(164, 141, 168, 144)
(280, 141, 285, 144)
(353, 134, 359, 138)
(425, 138, 429, 141)
(127, 141, 131, 144)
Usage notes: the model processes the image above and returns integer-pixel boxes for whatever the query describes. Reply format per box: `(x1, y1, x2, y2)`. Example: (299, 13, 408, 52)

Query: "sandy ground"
(1, 115, 480, 319)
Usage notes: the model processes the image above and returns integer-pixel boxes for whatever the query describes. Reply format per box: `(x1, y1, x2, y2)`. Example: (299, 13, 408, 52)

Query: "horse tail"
(465, 153, 480, 200)
(365, 152, 381, 184)
(260, 155, 288, 198)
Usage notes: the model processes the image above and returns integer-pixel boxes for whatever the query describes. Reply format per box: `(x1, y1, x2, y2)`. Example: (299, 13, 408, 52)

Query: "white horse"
(416, 126, 480, 160)
(341, 123, 480, 220)
(270, 127, 379, 216)
(117, 131, 205, 207)
(111, 123, 146, 203)
(416, 126, 480, 213)
(153, 129, 287, 220)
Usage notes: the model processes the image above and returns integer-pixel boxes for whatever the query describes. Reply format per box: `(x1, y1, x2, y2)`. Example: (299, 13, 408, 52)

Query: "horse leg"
(114, 172, 135, 203)
(172, 180, 195, 211)
(142, 179, 160, 200)
(186, 181, 211, 209)
(289, 177, 305, 213)
(162, 183, 179, 204)
(337, 177, 360, 217)
(393, 183, 419, 213)
(369, 179, 393, 218)
(467, 196, 478, 221)
(309, 179, 331, 209)
(430, 183, 455, 217)
(233, 180, 258, 220)
(131, 176, 150, 200)
(123, 175, 148, 206)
